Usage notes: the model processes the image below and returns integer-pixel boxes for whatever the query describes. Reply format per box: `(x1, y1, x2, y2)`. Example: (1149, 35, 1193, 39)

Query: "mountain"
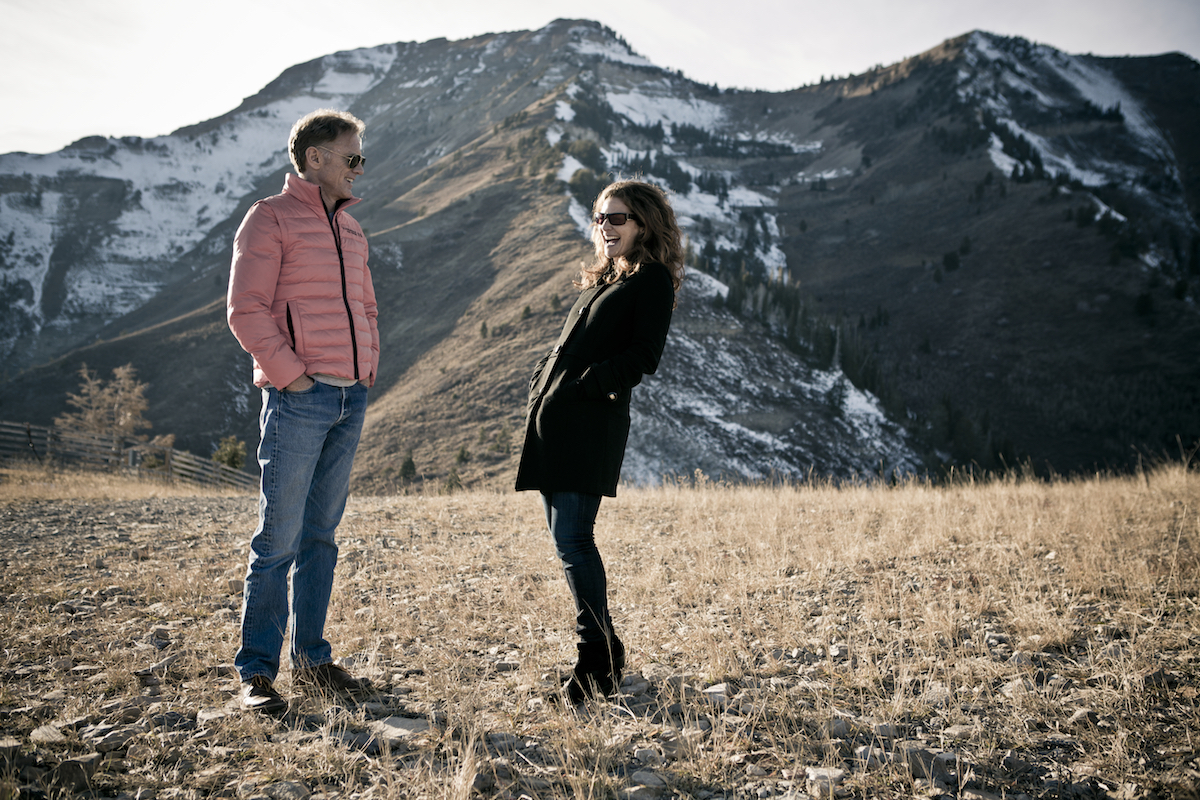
(0, 21, 1196, 490)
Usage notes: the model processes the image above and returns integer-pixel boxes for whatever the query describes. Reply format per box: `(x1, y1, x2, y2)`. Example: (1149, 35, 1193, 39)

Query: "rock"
(922, 681, 952, 707)
(634, 747, 662, 766)
(1000, 678, 1035, 698)
(630, 769, 667, 786)
(820, 717, 853, 739)
(487, 731, 521, 754)
(0, 737, 19, 765)
(853, 745, 886, 769)
(806, 766, 846, 796)
(135, 653, 180, 678)
(941, 723, 975, 742)
(702, 683, 730, 708)
(126, 744, 155, 761)
(372, 716, 431, 748)
(92, 725, 141, 752)
(101, 697, 151, 723)
(621, 673, 650, 695)
(331, 729, 382, 755)
(893, 741, 951, 781)
(960, 788, 1005, 800)
(263, 781, 311, 800)
(31, 724, 67, 744)
(866, 721, 898, 739)
(1067, 708, 1098, 729)
(48, 759, 93, 792)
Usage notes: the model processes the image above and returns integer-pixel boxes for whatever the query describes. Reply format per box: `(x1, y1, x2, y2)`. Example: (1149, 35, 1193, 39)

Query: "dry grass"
(0, 464, 244, 502)
(1, 463, 1198, 799)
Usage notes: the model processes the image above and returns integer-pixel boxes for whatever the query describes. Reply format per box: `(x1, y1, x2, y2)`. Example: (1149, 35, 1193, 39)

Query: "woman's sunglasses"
(593, 212, 638, 226)
(318, 146, 366, 169)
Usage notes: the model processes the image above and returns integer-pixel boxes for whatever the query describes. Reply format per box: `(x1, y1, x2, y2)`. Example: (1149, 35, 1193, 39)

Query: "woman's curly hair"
(579, 180, 685, 303)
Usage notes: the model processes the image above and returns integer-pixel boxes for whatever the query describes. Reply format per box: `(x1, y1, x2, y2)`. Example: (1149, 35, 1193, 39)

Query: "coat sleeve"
(227, 202, 307, 390)
(578, 265, 675, 399)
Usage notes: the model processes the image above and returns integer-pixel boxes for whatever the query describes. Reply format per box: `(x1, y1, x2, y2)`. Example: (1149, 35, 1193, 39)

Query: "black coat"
(515, 262, 675, 497)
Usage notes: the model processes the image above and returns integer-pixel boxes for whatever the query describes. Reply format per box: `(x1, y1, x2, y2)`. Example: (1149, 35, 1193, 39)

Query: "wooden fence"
(0, 420, 257, 491)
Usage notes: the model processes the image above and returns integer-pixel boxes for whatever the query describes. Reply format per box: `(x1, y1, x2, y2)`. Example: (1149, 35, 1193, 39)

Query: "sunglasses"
(318, 146, 366, 169)
(593, 212, 638, 226)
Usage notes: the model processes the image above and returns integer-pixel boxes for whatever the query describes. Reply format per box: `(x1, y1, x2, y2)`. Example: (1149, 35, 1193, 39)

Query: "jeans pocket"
(284, 380, 319, 395)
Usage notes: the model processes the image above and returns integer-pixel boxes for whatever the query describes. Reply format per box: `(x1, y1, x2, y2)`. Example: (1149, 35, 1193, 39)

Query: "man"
(227, 109, 379, 715)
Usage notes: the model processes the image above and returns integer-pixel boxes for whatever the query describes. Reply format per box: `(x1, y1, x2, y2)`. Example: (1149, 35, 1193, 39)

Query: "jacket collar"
(283, 173, 362, 216)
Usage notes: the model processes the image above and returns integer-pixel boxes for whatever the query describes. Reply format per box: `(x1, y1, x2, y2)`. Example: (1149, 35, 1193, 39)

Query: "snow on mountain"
(626, 280, 920, 484)
(542, 51, 924, 479)
(5, 19, 1192, 483)
(605, 87, 726, 130)
(962, 32, 1179, 191)
(566, 25, 656, 69)
(0, 43, 398, 363)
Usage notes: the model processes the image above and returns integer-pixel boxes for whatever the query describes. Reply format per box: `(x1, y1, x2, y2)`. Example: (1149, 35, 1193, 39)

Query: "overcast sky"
(3, 0, 1197, 155)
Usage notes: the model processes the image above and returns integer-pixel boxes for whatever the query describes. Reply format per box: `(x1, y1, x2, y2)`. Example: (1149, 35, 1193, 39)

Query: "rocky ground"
(1, 479, 1198, 800)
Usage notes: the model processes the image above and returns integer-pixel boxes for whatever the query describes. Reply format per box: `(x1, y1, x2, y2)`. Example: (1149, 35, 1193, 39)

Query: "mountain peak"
(1, 23, 1196, 485)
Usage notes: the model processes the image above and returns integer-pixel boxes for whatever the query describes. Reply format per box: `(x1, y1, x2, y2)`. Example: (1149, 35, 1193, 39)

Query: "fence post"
(25, 423, 43, 462)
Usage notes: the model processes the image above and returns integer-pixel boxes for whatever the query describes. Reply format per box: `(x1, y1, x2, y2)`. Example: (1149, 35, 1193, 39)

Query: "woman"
(516, 180, 685, 702)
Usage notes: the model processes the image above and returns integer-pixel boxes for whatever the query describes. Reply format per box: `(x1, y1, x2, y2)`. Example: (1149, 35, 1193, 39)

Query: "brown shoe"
(240, 675, 288, 716)
(293, 663, 374, 698)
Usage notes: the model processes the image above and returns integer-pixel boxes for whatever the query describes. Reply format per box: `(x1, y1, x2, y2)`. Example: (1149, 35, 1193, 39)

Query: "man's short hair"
(288, 109, 366, 173)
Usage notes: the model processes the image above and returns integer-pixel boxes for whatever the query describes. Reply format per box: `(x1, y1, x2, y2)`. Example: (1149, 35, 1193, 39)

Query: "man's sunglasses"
(593, 212, 638, 226)
(318, 146, 366, 169)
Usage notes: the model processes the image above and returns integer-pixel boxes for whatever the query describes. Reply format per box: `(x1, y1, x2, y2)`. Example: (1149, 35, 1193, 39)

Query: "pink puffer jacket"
(227, 174, 379, 390)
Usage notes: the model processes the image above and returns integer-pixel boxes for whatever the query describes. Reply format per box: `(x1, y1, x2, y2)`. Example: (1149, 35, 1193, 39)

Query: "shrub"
(212, 436, 246, 470)
(399, 450, 417, 483)
(569, 168, 610, 209)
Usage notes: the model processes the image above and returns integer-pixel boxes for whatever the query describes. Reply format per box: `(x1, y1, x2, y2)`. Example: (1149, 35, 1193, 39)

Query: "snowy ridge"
(567, 25, 655, 69)
(0, 43, 397, 361)
(961, 32, 1177, 189)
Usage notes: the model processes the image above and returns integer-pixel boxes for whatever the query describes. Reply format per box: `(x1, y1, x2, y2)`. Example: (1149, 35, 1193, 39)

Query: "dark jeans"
(541, 491, 613, 644)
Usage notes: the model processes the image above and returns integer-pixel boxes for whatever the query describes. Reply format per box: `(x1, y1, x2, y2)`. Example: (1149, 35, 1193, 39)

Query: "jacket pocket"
(287, 301, 307, 358)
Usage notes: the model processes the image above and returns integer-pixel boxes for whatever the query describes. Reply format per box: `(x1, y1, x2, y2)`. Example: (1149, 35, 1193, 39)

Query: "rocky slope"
(0, 21, 1196, 487)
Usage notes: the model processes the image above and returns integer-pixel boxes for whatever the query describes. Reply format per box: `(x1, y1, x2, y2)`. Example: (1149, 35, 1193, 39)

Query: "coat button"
(578, 308, 585, 316)
(606, 391, 618, 402)
(552, 345, 562, 355)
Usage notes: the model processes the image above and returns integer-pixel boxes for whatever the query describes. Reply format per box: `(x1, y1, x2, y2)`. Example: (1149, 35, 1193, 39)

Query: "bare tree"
(56, 363, 152, 441)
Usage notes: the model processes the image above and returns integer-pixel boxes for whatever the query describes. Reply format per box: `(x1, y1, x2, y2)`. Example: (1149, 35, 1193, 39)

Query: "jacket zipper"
(328, 203, 360, 381)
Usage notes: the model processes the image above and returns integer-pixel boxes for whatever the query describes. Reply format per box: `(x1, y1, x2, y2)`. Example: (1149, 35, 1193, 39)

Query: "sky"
(3, 0, 1198, 155)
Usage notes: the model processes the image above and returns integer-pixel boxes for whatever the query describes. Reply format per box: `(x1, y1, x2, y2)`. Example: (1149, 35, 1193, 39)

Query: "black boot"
(564, 635, 625, 703)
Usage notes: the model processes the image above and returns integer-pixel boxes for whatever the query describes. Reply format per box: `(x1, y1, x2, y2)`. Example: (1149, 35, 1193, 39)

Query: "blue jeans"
(235, 381, 368, 682)
(541, 491, 613, 644)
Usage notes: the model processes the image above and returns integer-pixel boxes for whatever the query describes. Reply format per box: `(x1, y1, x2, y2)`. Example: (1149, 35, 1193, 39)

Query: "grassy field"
(1, 463, 1197, 799)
